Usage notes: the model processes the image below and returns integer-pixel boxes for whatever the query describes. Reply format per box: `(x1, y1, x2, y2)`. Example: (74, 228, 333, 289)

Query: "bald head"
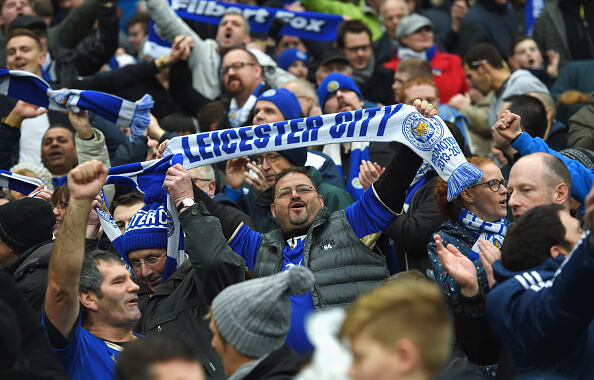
(508, 152, 571, 219)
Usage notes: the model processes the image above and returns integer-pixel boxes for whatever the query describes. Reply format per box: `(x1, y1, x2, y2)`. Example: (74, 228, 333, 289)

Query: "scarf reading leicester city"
(98, 103, 483, 281)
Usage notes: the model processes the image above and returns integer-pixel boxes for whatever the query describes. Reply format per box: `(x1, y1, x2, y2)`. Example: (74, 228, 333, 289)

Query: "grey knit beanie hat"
(211, 266, 315, 358)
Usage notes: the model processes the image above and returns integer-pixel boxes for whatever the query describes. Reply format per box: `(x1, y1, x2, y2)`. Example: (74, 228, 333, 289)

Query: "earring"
(468, 199, 474, 204)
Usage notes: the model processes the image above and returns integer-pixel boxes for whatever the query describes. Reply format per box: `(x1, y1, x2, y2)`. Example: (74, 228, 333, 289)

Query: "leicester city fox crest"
(402, 112, 444, 152)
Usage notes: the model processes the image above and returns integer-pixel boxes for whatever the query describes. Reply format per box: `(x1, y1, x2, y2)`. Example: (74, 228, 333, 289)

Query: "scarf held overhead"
(0, 69, 153, 131)
(165, 104, 482, 201)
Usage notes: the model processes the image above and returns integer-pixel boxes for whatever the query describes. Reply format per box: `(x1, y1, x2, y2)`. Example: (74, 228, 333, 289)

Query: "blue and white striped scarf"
(165, 103, 482, 201)
(458, 208, 507, 261)
(97, 104, 483, 280)
(96, 154, 185, 281)
(0, 169, 45, 196)
(0, 70, 153, 133)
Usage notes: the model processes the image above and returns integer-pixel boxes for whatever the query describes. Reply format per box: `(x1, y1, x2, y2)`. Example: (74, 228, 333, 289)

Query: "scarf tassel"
(447, 162, 483, 202)
(129, 94, 154, 142)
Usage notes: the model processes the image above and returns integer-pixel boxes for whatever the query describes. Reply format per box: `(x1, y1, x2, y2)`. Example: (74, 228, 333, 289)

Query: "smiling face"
(512, 39, 543, 70)
(465, 163, 508, 222)
(6, 34, 45, 75)
(323, 88, 364, 114)
(41, 127, 77, 176)
(271, 172, 324, 234)
(92, 260, 141, 326)
(127, 248, 167, 291)
(216, 13, 249, 51)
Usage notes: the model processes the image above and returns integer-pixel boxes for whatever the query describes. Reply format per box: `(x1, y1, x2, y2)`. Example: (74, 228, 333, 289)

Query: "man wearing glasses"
(224, 88, 353, 232)
(191, 103, 438, 354)
(217, 48, 272, 131)
(336, 19, 395, 106)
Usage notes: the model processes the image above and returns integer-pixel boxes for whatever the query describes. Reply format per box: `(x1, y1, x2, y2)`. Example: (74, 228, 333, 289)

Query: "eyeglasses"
(470, 179, 507, 192)
(275, 185, 316, 199)
(53, 202, 68, 211)
(255, 154, 283, 165)
(220, 62, 255, 75)
(344, 44, 372, 54)
(192, 177, 212, 185)
(129, 252, 166, 268)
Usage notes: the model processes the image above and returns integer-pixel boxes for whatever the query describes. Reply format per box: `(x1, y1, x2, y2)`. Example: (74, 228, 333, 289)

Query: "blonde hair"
(340, 280, 451, 377)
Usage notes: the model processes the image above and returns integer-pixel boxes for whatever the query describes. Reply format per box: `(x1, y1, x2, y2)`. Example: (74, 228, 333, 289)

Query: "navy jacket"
(486, 233, 594, 378)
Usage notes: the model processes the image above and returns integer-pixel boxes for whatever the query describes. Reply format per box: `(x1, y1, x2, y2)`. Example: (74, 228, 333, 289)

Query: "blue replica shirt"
(228, 186, 398, 353)
(42, 313, 137, 380)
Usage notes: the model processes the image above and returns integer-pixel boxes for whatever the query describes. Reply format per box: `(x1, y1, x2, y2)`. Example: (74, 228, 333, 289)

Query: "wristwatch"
(177, 198, 195, 213)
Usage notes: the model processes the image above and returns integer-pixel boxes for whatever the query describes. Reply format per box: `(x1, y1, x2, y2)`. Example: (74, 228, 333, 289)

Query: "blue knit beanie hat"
(256, 88, 301, 120)
(317, 72, 363, 109)
(122, 186, 171, 256)
(277, 48, 310, 71)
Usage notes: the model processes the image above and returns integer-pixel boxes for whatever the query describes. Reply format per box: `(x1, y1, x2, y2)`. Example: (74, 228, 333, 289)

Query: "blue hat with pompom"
(122, 185, 171, 256)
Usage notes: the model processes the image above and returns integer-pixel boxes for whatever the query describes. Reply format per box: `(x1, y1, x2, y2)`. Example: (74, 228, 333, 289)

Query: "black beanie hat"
(0, 198, 55, 253)
(279, 147, 308, 167)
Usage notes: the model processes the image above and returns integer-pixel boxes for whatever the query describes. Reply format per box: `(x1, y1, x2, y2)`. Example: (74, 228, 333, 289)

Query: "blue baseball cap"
(277, 48, 310, 71)
(256, 88, 301, 120)
(317, 72, 363, 108)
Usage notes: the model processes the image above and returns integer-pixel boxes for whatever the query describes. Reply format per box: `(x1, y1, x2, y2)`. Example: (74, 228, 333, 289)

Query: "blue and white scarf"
(95, 154, 185, 280)
(0, 70, 153, 132)
(165, 104, 482, 201)
(458, 208, 507, 261)
(228, 82, 264, 128)
(96, 104, 483, 280)
(0, 169, 45, 196)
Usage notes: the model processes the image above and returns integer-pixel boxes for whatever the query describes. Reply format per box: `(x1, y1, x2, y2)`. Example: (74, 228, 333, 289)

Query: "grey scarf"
(352, 53, 376, 88)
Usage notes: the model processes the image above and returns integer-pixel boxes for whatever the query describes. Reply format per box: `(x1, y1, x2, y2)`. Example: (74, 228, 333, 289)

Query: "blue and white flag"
(167, 0, 343, 42)
(0, 169, 44, 196)
(164, 104, 482, 201)
(0, 69, 153, 130)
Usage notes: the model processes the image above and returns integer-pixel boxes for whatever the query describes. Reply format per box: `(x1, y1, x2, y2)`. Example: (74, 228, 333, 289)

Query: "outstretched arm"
(44, 161, 108, 339)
